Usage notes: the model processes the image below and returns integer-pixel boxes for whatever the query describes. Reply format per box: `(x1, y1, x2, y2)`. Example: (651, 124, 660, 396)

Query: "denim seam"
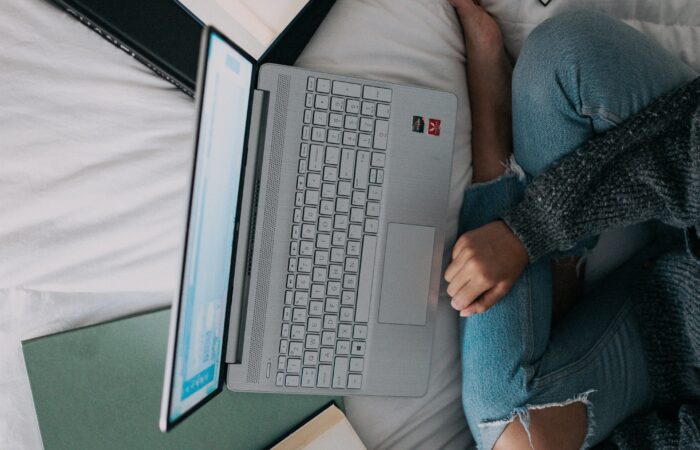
(530, 297, 635, 388)
(580, 104, 622, 127)
(513, 177, 536, 385)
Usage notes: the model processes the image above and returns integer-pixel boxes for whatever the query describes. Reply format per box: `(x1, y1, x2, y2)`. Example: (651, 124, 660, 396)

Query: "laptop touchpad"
(378, 223, 436, 325)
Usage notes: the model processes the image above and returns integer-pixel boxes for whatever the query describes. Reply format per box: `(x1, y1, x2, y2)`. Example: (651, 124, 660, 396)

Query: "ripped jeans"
(459, 10, 698, 449)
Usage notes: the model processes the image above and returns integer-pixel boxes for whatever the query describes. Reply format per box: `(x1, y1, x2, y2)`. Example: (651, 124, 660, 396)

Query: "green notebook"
(23, 309, 342, 450)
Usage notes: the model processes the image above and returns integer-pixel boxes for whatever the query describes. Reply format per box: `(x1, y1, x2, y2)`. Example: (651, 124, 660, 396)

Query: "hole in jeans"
(478, 390, 596, 450)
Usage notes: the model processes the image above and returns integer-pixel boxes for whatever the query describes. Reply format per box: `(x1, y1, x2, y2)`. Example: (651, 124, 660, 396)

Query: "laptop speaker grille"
(247, 74, 290, 383)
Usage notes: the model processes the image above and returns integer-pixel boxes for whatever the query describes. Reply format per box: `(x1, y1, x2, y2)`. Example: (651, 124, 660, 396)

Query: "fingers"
(460, 284, 510, 317)
(449, 263, 489, 309)
(445, 246, 474, 282)
(448, 0, 479, 12)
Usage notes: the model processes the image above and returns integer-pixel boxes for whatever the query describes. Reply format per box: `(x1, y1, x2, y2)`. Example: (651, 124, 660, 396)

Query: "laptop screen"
(166, 31, 254, 426)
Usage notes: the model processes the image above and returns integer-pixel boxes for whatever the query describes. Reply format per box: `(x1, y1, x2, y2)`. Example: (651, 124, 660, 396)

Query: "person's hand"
(449, 0, 504, 57)
(445, 221, 528, 317)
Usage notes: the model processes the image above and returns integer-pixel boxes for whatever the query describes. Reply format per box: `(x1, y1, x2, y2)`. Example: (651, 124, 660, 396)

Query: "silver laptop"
(160, 27, 457, 431)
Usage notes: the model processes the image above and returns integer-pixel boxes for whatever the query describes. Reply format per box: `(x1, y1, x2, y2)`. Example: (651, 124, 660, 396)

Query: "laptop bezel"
(160, 26, 258, 432)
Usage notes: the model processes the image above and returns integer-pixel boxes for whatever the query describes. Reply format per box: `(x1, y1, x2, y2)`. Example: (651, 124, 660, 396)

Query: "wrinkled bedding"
(3, 0, 700, 449)
(0, 0, 472, 448)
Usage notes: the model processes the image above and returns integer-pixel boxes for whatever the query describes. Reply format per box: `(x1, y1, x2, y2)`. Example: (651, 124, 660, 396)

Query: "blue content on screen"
(169, 33, 253, 423)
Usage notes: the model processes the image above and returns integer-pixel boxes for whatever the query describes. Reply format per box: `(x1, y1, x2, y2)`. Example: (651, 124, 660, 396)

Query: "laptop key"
(294, 292, 308, 307)
(325, 146, 340, 164)
(361, 101, 376, 116)
(321, 331, 336, 346)
(305, 334, 320, 349)
(346, 99, 361, 114)
(354, 151, 370, 189)
(323, 314, 338, 329)
(349, 357, 364, 372)
(371, 152, 385, 168)
(291, 325, 304, 340)
(341, 291, 356, 306)
(332, 81, 361, 98)
(304, 351, 319, 366)
(309, 301, 323, 317)
(316, 78, 331, 93)
(332, 357, 349, 388)
(358, 134, 372, 148)
(367, 186, 382, 202)
(314, 94, 329, 109)
(301, 367, 317, 387)
(366, 202, 380, 217)
(356, 235, 377, 322)
(289, 341, 303, 357)
(314, 250, 329, 265)
(347, 373, 362, 389)
(330, 97, 345, 112)
(344, 115, 358, 130)
(351, 341, 366, 356)
(348, 224, 362, 240)
(276, 372, 285, 386)
(307, 76, 316, 91)
(292, 309, 307, 324)
(317, 364, 332, 387)
(299, 241, 314, 256)
(325, 297, 340, 313)
(285, 375, 300, 387)
(321, 183, 336, 199)
(340, 307, 354, 322)
(373, 120, 389, 150)
(286, 358, 301, 374)
(376, 103, 390, 118)
(353, 324, 368, 340)
(359, 117, 374, 132)
(320, 348, 334, 363)
(343, 132, 357, 146)
(308, 317, 322, 333)
(338, 323, 352, 339)
(326, 264, 340, 280)
(327, 129, 342, 144)
(339, 149, 355, 179)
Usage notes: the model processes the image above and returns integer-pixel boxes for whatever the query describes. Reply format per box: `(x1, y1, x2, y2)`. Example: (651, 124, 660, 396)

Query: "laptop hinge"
(225, 88, 269, 364)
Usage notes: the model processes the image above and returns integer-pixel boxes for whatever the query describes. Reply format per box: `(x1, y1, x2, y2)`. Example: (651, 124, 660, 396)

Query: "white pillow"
(297, 1, 473, 448)
(482, 0, 700, 71)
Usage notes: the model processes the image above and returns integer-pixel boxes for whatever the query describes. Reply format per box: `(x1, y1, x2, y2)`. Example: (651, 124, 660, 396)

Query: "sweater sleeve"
(502, 77, 700, 262)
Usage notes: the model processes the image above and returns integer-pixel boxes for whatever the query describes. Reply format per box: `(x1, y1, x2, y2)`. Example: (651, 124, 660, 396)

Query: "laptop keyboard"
(276, 76, 392, 390)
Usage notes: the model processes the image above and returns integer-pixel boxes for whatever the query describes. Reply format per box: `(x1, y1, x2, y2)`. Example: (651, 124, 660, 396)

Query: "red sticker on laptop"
(428, 118, 441, 136)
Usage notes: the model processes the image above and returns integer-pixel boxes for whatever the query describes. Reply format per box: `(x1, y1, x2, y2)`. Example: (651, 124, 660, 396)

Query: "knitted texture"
(499, 76, 700, 447)
(502, 77, 700, 262)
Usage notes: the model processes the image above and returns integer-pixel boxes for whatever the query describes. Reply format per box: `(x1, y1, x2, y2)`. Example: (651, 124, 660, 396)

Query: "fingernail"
(451, 299, 460, 309)
(460, 311, 471, 318)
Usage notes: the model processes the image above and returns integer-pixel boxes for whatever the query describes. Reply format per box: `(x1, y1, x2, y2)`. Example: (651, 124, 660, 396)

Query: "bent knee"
(494, 402, 589, 450)
(514, 10, 630, 86)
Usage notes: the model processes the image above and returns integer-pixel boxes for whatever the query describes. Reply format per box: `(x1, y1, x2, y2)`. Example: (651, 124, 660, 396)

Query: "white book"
(177, 0, 309, 59)
(272, 404, 367, 450)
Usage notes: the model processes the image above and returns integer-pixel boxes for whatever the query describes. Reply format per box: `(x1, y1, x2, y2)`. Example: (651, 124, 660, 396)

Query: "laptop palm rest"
(378, 223, 436, 325)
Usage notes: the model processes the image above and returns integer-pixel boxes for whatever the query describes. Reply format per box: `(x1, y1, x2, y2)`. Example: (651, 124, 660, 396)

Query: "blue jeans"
(459, 10, 697, 449)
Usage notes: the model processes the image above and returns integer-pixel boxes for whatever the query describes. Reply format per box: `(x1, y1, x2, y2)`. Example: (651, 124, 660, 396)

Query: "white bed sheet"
(5, 0, 700, 448)
(0, 0, 473, 448)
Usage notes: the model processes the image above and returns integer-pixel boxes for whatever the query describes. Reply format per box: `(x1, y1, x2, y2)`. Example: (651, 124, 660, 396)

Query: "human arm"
(503, 78, 700, 261)
(448, 77, 700, 316)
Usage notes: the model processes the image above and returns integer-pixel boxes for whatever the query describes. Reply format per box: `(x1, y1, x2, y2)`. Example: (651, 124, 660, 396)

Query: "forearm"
(467, 49, 513, 183)
(502, 78, 700, 261)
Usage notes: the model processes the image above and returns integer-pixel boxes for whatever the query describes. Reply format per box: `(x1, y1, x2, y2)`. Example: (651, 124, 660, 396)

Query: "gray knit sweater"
(502, 76, 700, 448)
